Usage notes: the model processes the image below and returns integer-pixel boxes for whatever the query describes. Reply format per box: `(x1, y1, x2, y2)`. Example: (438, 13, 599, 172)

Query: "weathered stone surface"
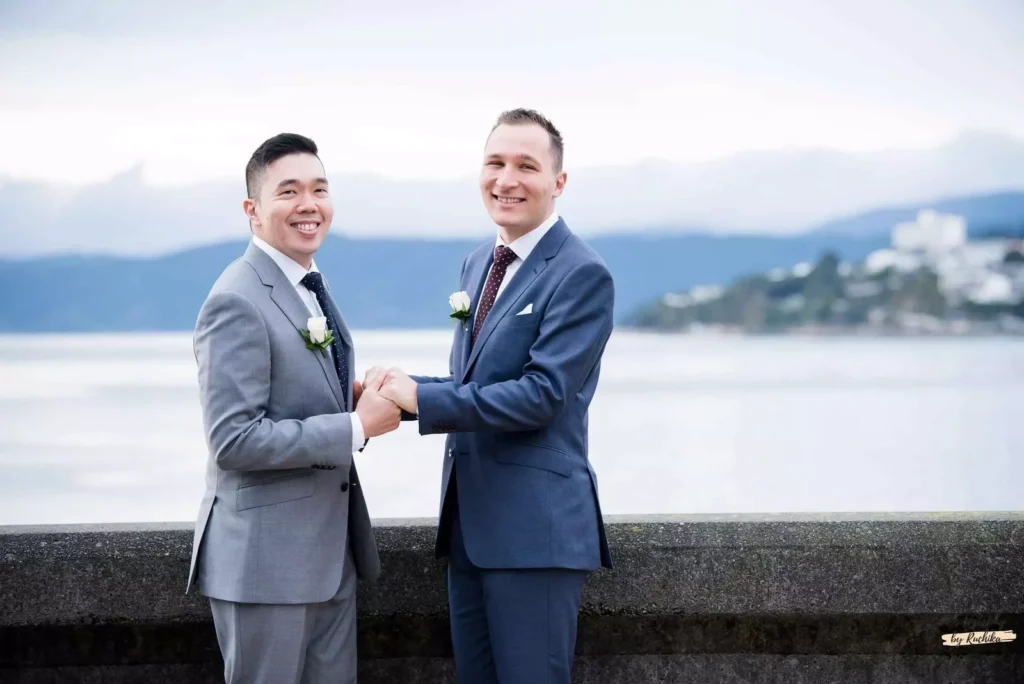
(1, 655, 1019, 684)
(1, 513, 1022, 682)
(0, 664, 223, 684)
(570, 654, 1023, 684)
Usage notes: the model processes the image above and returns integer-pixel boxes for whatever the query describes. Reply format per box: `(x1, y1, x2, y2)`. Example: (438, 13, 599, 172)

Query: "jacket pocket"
(495, 444, 571, 477)
(236, 472, 315, 510)
(501, 311, 537, 329)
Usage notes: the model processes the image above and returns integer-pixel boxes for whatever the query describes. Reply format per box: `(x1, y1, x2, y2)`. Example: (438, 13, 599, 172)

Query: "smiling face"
(480, 123, 566, 241)
(243, 152, 332, 269)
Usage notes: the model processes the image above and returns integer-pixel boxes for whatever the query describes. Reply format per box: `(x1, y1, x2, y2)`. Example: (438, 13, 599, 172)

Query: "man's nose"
(296, 192, 317, 211)
(496, 168, 519, 188)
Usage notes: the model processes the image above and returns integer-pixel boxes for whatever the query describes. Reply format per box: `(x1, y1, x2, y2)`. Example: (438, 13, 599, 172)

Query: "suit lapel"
(244, 243, 346, 410)
(462, 220, 570, 380)
(463, 258, 545, 379)
(456, 246, 493, 382)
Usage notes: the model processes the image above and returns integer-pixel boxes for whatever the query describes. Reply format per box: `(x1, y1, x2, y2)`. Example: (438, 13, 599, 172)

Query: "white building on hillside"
(860, 208, 1022, 306)
(864, 248, 923, 274)
(864, 209, 967, 275)
(967, 273, 1015, 304)
(891, 209, 967, 255)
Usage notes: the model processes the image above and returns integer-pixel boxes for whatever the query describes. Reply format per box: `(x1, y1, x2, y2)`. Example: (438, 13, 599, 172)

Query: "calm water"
(0, 331, 1020, 526)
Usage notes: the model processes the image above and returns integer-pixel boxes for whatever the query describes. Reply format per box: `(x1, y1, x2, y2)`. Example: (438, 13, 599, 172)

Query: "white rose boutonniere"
(300, 316, 334, 354)
(449, 291, 472, 330)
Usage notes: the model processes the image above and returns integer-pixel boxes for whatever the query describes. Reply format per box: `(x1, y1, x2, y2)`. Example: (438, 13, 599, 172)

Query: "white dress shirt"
(474, 211, 560, 329)
(252, 236, 364, 453)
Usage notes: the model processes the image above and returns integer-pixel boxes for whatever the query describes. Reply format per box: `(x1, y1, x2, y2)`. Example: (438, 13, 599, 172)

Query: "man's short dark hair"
(245, 133, 320, 199)
(491, 108, 564, 172)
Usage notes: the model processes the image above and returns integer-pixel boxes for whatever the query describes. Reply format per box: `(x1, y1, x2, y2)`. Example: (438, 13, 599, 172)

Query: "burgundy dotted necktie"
(472, 245, 518, 344)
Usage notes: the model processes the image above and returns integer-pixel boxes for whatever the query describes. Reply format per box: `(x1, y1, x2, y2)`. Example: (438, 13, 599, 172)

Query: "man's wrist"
(350, 412, 365, 452)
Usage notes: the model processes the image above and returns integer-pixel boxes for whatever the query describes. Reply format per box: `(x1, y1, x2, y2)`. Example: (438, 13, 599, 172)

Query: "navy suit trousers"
(443, 465, 588, 684)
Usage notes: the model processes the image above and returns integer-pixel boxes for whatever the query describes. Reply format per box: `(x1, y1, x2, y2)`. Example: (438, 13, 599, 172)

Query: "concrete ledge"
(2, 513, 1023, 683)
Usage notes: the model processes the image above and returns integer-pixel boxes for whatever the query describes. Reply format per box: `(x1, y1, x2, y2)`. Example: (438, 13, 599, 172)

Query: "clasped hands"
(351, 366, 417, 438)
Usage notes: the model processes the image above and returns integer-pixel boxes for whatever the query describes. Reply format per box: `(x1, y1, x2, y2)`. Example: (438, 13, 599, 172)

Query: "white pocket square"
(516, 303, 533, 316)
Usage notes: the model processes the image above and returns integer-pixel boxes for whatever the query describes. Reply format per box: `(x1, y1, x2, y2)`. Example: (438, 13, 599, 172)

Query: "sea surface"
(0, 331, 1020, 526)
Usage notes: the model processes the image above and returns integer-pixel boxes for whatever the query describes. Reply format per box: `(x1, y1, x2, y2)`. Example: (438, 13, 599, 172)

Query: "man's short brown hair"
(491, 108, 564, 172)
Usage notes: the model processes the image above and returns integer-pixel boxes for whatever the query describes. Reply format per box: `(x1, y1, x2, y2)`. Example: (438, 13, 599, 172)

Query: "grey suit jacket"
(186, 242, 380, 604)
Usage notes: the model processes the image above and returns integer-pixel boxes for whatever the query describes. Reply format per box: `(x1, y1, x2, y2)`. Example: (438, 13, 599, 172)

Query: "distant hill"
(0, 232, 887, 332)
(630, 248, 1024, 335)
(812, 190, 1024, 238)
(5, 184, 1023, 333)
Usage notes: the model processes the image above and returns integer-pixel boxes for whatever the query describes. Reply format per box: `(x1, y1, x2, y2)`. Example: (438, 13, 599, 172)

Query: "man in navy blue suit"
(370, 108, 615, 684)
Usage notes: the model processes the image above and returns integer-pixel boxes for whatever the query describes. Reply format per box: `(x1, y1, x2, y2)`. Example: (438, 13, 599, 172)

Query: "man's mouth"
(493, 195, 524, 205)
(291, 221, 320, 234)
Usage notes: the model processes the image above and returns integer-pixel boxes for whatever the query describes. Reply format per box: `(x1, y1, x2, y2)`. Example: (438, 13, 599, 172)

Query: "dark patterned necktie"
(300, 272, 348, 408)
(472, 245, 518, 344)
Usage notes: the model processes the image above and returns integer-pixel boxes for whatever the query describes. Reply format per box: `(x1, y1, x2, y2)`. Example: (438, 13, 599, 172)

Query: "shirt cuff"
(350, 412, 364, 454)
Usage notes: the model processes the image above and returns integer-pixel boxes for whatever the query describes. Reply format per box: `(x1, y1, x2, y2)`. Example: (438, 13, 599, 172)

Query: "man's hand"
(362, 366, 389, 392)
(379, 367, 418, 414)
(353, 379, 363, 406)
(355, 385, 401, 438)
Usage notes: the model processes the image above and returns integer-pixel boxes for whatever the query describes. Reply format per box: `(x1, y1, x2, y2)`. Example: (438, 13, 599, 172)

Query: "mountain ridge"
(2, 130, 1023, 257)
(814, 189, 1024, 237)
(1, 190, 1021, 333)
(0, 231, 888, 332)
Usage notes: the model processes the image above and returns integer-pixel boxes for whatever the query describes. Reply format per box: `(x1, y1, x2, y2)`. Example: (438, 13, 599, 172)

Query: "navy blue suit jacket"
(413, 218, 614, 571)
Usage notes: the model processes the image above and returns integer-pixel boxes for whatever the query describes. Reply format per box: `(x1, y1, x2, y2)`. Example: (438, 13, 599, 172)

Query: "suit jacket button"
(340, 482, 349, 492)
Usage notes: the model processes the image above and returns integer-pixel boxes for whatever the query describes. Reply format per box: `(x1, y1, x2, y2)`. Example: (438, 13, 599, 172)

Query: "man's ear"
(552, 170, 567, 198)
(243, 198, 259, 230)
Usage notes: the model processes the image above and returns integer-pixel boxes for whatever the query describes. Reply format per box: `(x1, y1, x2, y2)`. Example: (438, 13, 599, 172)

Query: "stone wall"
(2, 513, 1023, 683)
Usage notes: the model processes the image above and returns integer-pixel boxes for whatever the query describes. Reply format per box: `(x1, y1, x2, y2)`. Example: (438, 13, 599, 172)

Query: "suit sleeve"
(416, 261, 614, 433)
(402, 374, 451, 420)
(195, 290, 354, 471)
(409, 374, 452, 384)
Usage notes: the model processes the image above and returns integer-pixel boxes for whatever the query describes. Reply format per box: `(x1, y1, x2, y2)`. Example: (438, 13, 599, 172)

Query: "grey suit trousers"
(209, 545, 359, 684)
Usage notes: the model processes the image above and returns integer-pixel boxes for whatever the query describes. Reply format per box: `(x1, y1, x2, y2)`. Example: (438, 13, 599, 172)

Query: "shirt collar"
(251, 235, 319, 287)
(496, 210, 559, 262)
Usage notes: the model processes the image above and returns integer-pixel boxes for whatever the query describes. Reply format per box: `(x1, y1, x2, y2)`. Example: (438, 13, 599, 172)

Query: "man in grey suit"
(187, 133, 401, 684)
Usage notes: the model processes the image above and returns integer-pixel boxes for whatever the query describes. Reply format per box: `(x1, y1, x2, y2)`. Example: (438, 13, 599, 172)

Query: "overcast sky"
(2, 0, 1022, 187)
